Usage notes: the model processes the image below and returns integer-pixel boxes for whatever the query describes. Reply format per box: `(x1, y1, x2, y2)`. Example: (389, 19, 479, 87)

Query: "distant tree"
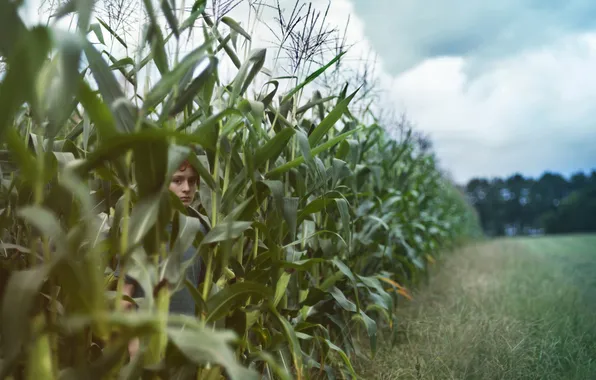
(466, 169, 596, 236)
(541, 185, 596, 234)
(570, 171, 588, 190)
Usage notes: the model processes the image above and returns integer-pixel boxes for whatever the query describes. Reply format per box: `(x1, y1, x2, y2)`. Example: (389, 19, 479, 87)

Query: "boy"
(121, 159, 205, 356)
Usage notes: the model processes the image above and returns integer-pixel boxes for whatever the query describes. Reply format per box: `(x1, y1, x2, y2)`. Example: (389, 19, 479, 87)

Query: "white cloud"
(387, 32, 596, 182)
(350, 0, 596, 74)
(289, 0, 596, 183)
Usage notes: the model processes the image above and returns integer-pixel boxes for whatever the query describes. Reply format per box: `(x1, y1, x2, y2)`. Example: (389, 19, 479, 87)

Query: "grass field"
(358, 234, 596, 379)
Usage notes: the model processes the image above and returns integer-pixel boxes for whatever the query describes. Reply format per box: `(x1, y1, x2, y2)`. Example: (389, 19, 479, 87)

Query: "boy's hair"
(178, 160, 191, 172)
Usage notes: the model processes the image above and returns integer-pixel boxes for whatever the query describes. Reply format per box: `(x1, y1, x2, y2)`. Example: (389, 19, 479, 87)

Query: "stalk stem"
(202, 121, 222, 303)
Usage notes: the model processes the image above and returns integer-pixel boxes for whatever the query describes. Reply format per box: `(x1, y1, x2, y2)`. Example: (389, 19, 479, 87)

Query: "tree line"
(465, 170, 596, 236)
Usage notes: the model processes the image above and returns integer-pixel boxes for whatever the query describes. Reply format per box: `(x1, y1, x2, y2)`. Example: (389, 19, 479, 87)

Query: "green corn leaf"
(221, 196, 257, 224)
(225, 308, 247, 341)
(96, 17, 127, 48)
(221, 111, 245, 137)
(125, 248, 156, 309)
(331, 257, 357, 283)
(276, 257, 327, 271)
(0, 0, 28, 58)
(5, 129, 38, 183)
(352, 310, 377, 356)
(202, 12, 241, 69)
(186, 114, 220, 151)
(50, 0, 93, 31)
(177, 10, 202, 35)
(133, 137, 168, 198)
(335, 198, 351, 245)
(83, 40, 136, 133)
(260, 80, 278, 107)
(168, 326, 258, 380)
(283, 197, 299, 241)
(206, 282, 272, 322)
(338, 82, 349, 103)
(2, 207, 68, 368)
(254, 127, 295, 168)
(335, 139, 360, 166)
(297, 193, 341, 223)
(246, 351, 292, 380)
(366, 303, 393, 327)
(143, 42, 211, 111)
(270, 306, 304, 379)
(202, 221, 252, 244)
(266, 105, 295, 130)
(237, 99, 264, 131)
(281, 51, 346, 105)
(166, 144, 192, 180)
(69, 128, 214, 176)
(328, 286, 356, 312)
(77, 80, 117, 140)
(300, 287, 328, 306)
(331, 256, 362, 310)
(296, 127, 327, 185)
(229, 48, 266, 106)
(295, 128, 314, 168)
(273, 271, 292, 308)
(184, 278, 208, 316)
(161, 0, 179, 38)
(308, 88, 359, 147)
(221, 17, 251, 40)
(330, 158, 352, 188)
(128, 192, 161, 246)
(191, 0, 207, 13)
(88, 23, 105, 45)
(50, 0, 76, 20)
(295, 333, 357, 378)
(76, 0, 94, 34)
(163, 213, 204, 285)
(109, 57, 135, 70)
(177, 107, 237, 134)
(0, 27, 51, 141)
(1, 267, 51, 369)
(359, 275, 393, 308)
(142, 0, 169, 75)
(296, 95, 335, 115)
(44, 31, 82, 138)
(60, 167, 93, 216)
(266, 128, 360, 179)
(324, 339, 357, 378)
(18, 206, 66, 243)
(63, 312, 161, 336)
(169, 56, 218, 116)
(186, 153, 217, 190)
(102, 52, 136, 88)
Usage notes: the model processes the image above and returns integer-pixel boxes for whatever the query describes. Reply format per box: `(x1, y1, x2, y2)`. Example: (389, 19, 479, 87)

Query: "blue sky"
(340, 0, 596, 183)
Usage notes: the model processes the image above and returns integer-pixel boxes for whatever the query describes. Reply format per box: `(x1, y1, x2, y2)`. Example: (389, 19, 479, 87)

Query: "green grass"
(358, 234, 596, 380)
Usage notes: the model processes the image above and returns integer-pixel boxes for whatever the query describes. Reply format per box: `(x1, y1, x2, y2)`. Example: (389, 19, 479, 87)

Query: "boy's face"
(169, 163, 198, 207)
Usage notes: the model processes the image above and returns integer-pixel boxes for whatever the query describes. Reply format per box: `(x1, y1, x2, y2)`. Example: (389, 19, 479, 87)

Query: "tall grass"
(359, 236, 596, 379)
(0, 1, 480, 378)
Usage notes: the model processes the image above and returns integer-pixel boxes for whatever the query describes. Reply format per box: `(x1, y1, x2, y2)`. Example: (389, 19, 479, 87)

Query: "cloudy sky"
(327, 0, 596, 183)
(20, 0, 596, 184)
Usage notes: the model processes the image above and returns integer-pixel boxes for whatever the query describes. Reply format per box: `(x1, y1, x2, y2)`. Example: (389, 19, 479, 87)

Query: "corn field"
(0, 0, 480, 379)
